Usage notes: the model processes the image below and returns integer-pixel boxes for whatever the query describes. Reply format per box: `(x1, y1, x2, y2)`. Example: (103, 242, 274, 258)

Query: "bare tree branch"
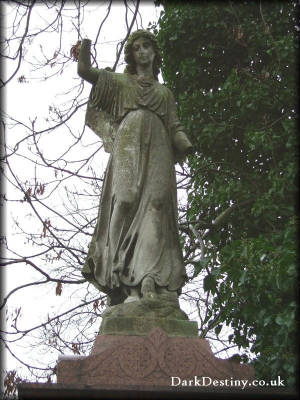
(1, 0, 36, 87)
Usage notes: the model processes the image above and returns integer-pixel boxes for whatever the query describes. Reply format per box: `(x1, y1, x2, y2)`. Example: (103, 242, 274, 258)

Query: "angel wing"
(85, 104, 118, 153)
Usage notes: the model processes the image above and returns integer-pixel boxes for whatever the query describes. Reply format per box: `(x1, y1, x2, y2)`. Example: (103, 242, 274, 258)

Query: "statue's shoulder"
(96, 68, 129, 87)
(108, 69, 131, 82)
(158, 83, 175, 100)
(97, 68, 124, 78)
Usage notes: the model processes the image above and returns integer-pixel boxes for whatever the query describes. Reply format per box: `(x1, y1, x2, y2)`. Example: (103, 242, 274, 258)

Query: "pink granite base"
(57, 327, 254, 387)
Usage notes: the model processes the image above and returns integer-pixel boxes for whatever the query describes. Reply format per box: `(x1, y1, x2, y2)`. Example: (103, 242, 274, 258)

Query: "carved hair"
(124, 29, 162, 80)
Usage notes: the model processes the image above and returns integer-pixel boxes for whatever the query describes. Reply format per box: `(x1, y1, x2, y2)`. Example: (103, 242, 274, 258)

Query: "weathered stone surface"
(100, 316, 198, 337)
(102, 291, 187, 320)
(99, 291, 197, 336)
(57, 327, 254, 387)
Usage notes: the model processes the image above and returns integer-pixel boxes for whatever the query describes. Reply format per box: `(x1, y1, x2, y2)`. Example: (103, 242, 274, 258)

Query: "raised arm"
(77, 39, 100, 85)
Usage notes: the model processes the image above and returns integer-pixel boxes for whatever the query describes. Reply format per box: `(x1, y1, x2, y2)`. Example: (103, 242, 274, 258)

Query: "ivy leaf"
(203, 274, 216, 293)
(192, 257, 210, 277)
(214, 324, 222, 336)
(238, 269, 247, 286)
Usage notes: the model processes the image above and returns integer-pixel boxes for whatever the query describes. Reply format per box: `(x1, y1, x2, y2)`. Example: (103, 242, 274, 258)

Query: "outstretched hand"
(173, 131, 193, 162)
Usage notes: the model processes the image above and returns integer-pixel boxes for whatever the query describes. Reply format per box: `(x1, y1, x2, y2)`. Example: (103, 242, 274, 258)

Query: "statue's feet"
(124, 295, 140, 303)
(124, 287, 140, 303)
(141, 276, 156, 298)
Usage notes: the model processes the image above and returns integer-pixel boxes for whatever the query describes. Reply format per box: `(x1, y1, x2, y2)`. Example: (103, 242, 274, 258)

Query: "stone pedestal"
(19, 295, 266, 399)
(18, 316, 297, 399)
(56, 295, 254, 390)
(57, 326, 254, 387)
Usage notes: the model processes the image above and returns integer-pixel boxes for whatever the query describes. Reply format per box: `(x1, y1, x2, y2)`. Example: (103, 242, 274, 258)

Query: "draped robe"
(81, 69, 190, 305)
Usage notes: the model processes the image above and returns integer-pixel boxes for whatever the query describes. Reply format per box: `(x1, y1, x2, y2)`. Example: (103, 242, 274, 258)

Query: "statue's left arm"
(167, 90, 193, 162)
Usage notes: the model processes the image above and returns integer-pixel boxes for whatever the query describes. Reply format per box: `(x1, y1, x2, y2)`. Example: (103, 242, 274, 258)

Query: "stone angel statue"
(78, 30, 193, 306)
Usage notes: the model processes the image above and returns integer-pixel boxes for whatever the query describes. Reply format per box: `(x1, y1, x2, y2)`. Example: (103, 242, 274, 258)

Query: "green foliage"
(156, 0, 299, 386)
(218, 218, 298, 382)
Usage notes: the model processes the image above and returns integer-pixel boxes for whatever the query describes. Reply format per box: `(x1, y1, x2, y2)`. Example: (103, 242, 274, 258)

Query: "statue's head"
(124, 29, 162, 80)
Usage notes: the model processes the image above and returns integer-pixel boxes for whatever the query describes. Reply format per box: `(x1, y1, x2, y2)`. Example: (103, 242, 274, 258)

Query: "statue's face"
(132, 37, 155, 69)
